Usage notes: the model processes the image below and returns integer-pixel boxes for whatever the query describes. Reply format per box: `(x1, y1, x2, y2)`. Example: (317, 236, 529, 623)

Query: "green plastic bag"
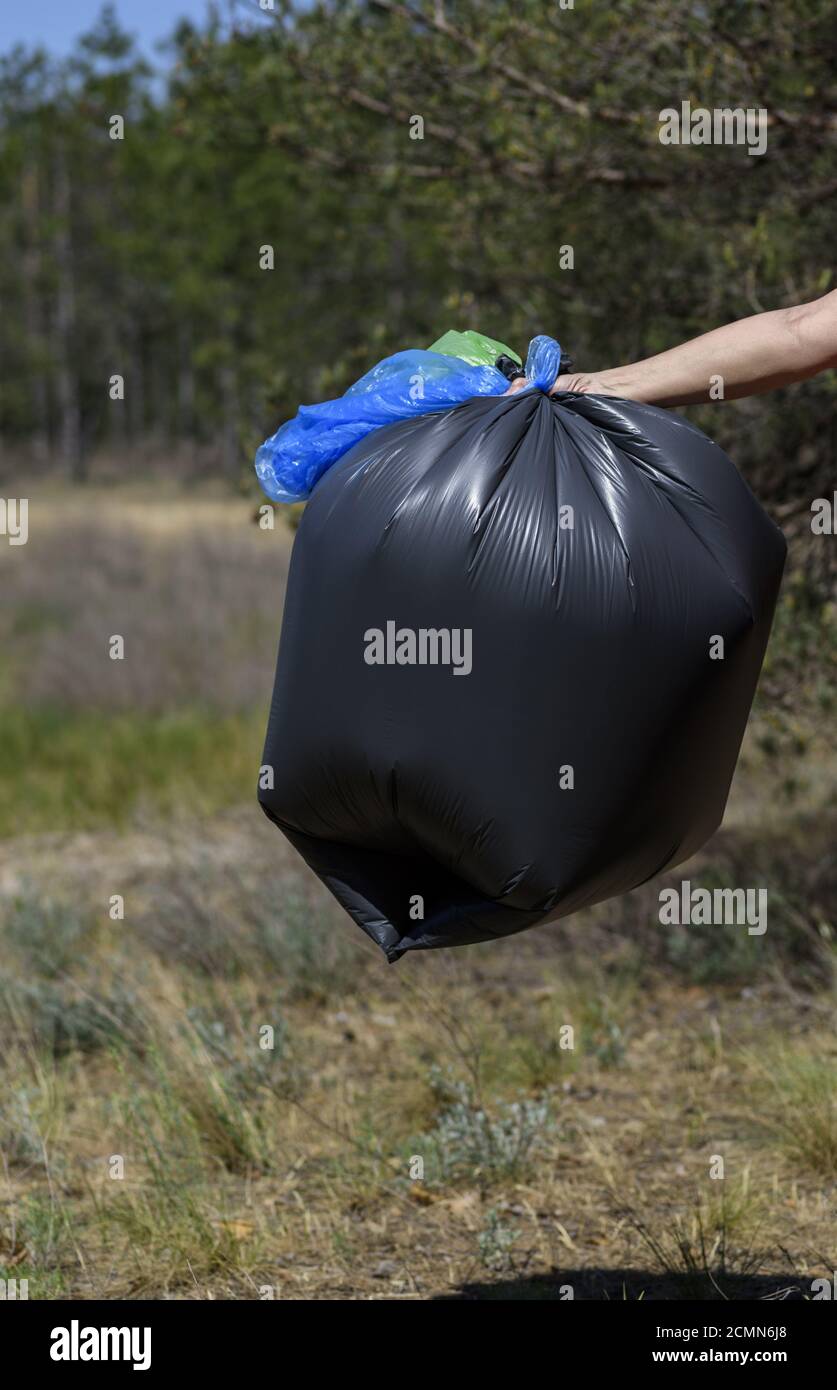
(427, 329, 522, 369)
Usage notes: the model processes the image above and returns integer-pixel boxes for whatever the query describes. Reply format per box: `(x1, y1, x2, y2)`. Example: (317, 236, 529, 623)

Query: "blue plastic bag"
(255, 335, 563, 504)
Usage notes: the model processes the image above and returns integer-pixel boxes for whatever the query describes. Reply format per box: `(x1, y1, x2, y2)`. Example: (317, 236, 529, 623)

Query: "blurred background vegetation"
(0, 1, 834, 1299)
(1, 0, 835, 513)
(1, 0, 834, 826)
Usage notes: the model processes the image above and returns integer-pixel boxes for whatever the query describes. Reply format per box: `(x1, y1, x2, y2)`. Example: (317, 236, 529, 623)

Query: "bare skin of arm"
(506, 289, 837, 405)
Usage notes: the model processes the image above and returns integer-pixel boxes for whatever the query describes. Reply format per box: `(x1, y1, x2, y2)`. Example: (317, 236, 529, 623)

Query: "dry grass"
(0, 812, 834, 1301)
(0, 486, 834, 1300)
(756, 1047, 837, 1176)
(0, 486, 290, 834)
(0, 488, 288, 714)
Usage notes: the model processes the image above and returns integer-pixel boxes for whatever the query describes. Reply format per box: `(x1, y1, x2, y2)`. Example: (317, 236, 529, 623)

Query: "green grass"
(0, 706, 265, 836)
(762, 1050, 837, 1177)
(624, 1178, 769, 1299)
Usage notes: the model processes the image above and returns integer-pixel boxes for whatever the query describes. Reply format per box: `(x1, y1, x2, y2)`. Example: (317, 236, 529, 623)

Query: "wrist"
(597, 367, 648, 402)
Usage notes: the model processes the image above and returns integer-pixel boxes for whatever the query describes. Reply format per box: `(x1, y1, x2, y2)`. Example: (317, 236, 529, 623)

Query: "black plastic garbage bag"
(259, 390, 786, 961)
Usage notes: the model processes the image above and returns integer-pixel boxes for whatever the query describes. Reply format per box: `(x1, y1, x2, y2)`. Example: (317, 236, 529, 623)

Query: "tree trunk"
(52, 145, 83, 479)
(21, 160, 50, 462)
(219, 362, 238, 478)
(127, 329, 145, 448)
(178, 323, 196, 463)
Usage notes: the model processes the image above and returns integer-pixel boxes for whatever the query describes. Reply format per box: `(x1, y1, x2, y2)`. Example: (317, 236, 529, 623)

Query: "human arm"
(546, 289, 837, 405)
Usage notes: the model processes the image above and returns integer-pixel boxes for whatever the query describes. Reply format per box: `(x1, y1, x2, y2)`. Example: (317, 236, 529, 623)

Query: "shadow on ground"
(436, 1269, 809, 1301)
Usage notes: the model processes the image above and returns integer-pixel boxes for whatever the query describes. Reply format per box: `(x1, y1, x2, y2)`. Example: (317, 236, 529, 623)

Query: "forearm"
(595, 290, 837, 406)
